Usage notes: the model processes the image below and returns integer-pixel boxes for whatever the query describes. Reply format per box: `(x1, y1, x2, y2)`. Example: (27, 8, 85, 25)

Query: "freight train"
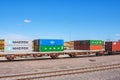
(0, 39, 120, 61)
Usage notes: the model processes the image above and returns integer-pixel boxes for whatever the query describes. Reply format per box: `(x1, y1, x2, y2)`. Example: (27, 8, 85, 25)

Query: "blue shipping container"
(38, 39, 64, 46)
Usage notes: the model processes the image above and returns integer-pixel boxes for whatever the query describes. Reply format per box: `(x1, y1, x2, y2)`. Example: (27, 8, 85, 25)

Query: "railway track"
(0, 63, 120, 80)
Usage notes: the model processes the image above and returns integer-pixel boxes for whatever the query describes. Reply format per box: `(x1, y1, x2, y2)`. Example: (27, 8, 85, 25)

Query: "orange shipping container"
(90, 45, 103, 50)
(74, 45, 103, 50)
(0, 42, 4, 45)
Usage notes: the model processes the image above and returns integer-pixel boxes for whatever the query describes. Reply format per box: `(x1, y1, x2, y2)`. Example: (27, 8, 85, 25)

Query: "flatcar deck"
(0, 50, 105, 54)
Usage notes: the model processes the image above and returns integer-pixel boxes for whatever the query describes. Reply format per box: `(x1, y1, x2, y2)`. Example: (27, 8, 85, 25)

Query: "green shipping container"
(35, 46, 63, 52)
(80, 40, 103, 45)
(89, 40, 103, 45)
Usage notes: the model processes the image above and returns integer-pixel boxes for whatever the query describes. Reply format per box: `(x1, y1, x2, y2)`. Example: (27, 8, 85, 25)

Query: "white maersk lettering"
(12, 41, 29, 44)
(5, 46, 32, 52)
(5, 40, 32, 46)
(12, 47, 29, 50)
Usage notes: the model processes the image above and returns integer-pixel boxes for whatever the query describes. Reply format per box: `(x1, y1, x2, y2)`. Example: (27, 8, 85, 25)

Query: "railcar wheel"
(33, 54, 37, 57)
(96, 52, 100, 56)
(37, 53, 42, 57)
(108, 52, 112, 55)
(50, 54, 59, 59)
(69, 53, 76, 58)
(96, 52, 104, 56)
(5, 54, 15, 61)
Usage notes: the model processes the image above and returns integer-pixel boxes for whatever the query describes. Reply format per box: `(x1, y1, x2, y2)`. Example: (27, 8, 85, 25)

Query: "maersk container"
(4, 46, 32, 52)
(34, 39, 64, 46)
(5, 40, 32, 46)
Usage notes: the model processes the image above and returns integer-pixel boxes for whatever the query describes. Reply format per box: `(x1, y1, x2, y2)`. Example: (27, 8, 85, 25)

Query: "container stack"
(4, 40, 32, 52)
(32, 41, 35, 51)
(105, 41, 120, 51)
(0, 40, 4, 51)
(74, 40, 103, 50)
(34, 39, 64, 52)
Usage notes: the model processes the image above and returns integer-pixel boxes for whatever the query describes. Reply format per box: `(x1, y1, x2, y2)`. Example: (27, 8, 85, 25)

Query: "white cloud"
(0, 33, 31, 40)
(115, 34, 120, 37)
(24, 19, 31, 23)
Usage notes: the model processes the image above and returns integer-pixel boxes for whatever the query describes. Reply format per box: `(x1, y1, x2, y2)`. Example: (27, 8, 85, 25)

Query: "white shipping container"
(5, 40, 32, 46)
(4, 46, 32, 52)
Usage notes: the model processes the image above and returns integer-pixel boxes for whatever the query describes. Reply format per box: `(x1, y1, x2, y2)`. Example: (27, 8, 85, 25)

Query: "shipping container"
(105, 42, 120, 51)
(35, 46, 63, 52)
(4, 46, 32, 52)
(74, 40, 103, 50)
(34, 39, 39, 46)
(74, 45, 103, 50)
(80, 40, 103, 45)
(89, 45, 103, 50)
(34, 45, 39, 52)
(0, 44, 4, 46)
(0, 46, 4, 51)
(34, 39, 64, 46)
(32, 41, 35, 51)
(5, 40, 32, 46)
(0, 40, 4, 45)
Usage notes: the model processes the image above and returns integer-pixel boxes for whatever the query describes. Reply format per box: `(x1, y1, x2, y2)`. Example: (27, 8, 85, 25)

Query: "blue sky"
(0, 0, 120, 41)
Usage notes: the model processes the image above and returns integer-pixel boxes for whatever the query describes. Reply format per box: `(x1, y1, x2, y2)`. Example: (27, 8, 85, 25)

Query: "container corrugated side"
(36, 46, 63, 52)
(0, 40, 4, 45)
(89, 40, 103, 45)
(34, 45, 39, 52)
(34, 39, 39, 46)
(74, 45, 103, 50)
(89, 45, 103, 50)
(0, 46, 4, 50)
(5, 40, 32, 46)
(38, 39, 64, 46)
(105, 42, 112, 51)
(0, 40, 4, 51)
(80, 40, 103, 45)
(4, 46, 32, 52)
(39, 46, 63, 52)
(112, 42, 120, 51)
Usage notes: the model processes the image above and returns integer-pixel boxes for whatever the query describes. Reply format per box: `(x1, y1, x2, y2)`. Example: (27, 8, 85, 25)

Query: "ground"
(0, 55, 120, 80)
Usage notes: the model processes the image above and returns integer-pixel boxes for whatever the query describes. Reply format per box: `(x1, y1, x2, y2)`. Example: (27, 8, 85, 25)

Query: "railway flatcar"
(0, 39, 120, 61)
